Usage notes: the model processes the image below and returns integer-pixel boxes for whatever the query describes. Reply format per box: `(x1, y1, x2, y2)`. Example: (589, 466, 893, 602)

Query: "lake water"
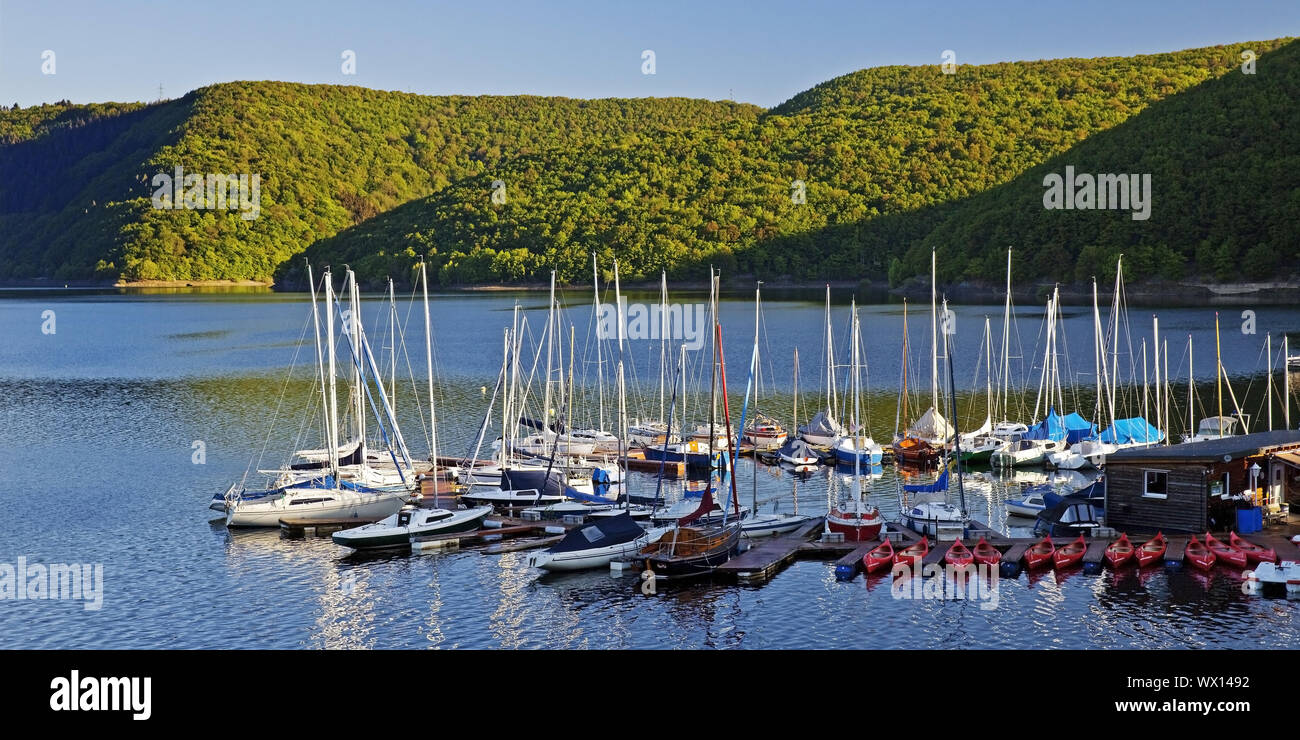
(0, 287, 1297, 649)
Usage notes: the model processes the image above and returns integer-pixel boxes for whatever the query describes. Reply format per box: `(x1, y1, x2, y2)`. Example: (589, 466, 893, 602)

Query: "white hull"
(741, 513, 814, 538)
(528, 527, 671, 571)
(226, 489, 405, 528)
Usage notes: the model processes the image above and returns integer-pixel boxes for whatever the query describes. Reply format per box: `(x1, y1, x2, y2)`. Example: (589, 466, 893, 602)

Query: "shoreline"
(3, 277, 1298, 306)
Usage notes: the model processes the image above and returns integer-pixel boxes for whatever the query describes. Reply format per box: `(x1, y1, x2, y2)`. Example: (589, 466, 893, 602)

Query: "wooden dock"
(621, 451, 685, 478)
(715, 518, 824, 583)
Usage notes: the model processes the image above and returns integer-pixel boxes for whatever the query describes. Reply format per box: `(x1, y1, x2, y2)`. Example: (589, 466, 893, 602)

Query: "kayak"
(1185, 534, 1216, 571)
(863, 540, 895, 574)
(972, 536, 1002, 566)
(1104, 533, 1134, 568)
(1204, 532, 1247, 569)
(1136, 532, 1167, 567)
(1053, 534, 1087, 569)
(1024, 536, 1054, 569)
(893, 539, 929, 570)
(945, 538, 974, 570)
(1229, 531, 1276, 563)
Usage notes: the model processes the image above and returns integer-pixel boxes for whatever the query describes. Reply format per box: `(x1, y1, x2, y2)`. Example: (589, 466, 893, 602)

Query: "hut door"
(1271, 464, 1284, 507)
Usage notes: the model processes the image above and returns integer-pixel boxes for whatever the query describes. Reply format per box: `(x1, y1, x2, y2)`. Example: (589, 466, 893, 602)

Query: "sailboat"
(628, 271, 674, 447)
(742, 285, 789, 451)
(226, 267, 409, 527)
(901, 300, 970, 537)
(640, 273, 743, 577)
(891, 296, 944, 468)
(831, 299, 883, 466)
(991, 287, 1074, 467)
(826, 303, 884, 541)
(778, 349, 821, 466)
(798, 285, 844, 446)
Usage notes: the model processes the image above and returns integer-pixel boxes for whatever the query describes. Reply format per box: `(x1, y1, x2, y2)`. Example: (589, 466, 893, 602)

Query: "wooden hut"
(1103, 430, 1300, 533)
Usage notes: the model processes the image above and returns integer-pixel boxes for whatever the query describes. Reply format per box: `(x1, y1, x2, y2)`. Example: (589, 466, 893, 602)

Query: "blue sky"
(1, 0, 1296, 108)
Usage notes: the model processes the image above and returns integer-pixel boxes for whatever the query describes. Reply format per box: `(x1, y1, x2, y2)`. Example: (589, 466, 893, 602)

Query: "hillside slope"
(0, 83, 758, 281)
(302, 39, 1290, 286)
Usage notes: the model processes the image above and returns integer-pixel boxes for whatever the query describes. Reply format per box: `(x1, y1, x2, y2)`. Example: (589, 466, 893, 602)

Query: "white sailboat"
(226, 267, 408, 527)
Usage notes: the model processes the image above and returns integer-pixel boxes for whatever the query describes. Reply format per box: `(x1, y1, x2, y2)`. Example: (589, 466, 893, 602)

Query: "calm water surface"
(0, 289, 1297, 649)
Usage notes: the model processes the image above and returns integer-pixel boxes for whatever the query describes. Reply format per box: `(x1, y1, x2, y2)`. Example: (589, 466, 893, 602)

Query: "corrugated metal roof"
(1105, 429, 1300, 463)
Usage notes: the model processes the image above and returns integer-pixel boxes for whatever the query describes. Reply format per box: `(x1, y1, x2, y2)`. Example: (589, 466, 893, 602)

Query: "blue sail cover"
(1098, 417, 1164, 444)
(903, 467, 949, 493)
(1023, 408, 1066, 442)
(1062, 412, 1097, 443)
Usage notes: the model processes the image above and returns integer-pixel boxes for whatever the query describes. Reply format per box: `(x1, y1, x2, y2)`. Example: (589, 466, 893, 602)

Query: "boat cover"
(1097, 417, 1164, 444)
(547, 513, 645, 553)
(799, 410, 843, 437)
(909, 407, 953, 440)
(290, 444, 364, 470)
(1023, 408, 1094, 443)
(778, 438, 819, 459)
(500, 467, 566, 496)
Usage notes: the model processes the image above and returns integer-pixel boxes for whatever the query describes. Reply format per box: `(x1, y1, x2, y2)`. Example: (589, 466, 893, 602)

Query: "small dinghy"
(1024, 536, 1055, 569)
(1005, 486, 1049, 518)
(863, 540, 895, 574)
(1052, 534, 1086, 569)
(1104, 533, 1134, 568)
(1185, 535, 1216, 571)
(528, 513, 668, 571)
(1204, 532, 1247, 569)
(1229, 532, 1276, 563)
(893, 539, 928, 570)
(945, 538, 974, 570)
(1136, 532, 1167, 567)
(972, 537, 1001, 566)
(331, 504, 493, 551)
(776, 437, 821, 466)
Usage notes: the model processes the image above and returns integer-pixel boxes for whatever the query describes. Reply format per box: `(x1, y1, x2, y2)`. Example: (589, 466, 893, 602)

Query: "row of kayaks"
(859, 530, 1281, 575)
(862, 536, 1003, 574)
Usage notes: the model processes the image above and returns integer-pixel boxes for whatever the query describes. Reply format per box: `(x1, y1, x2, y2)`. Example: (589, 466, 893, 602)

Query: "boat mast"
(1163, 339, 1169, 444)
(544, 270, 555, 435)
(659, 270, 668, 425)
(1285, 335, 1292, 429)
(1141, 340, 1149, 440)
(389, 277, 397, 417)
(324, 270, 340, 478)
(350, 270, 365, 452)
(930, 250, 938, 413)
(308, 263, 337, 477)
(592, 253, 605, 433)
(1153, 315, 1161, 440)
(825, 284, 837, 421)
(1267, 333, 1273, 431)
(896, 300, 909, 439)
(1215, 312, 1223, 437)
(1187, 335, 1194, 438)
(421, 261, 439, 473)
(851, 300, 863, 508)
(793, 347, 801, 433)
(1109, 257, 1123, 424)
(944, 297, 967, 517)
(1000, 248, 1012, 422)
(984, 316, 993, 425)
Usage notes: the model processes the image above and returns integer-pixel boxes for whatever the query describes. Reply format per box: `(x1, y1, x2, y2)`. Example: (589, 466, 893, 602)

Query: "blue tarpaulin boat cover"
(904, 468, 949, 493)
(1098, 417, 1164, 445)
(1023, 408, 1095, 443)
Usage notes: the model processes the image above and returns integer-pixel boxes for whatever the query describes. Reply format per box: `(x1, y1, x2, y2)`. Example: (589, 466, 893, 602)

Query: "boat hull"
(333, 506, 493, 550)
(226, 490, 405, 528)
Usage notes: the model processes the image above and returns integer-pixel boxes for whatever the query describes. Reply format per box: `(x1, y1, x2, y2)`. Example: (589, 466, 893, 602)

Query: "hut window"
(1143, 470, 1168, 499)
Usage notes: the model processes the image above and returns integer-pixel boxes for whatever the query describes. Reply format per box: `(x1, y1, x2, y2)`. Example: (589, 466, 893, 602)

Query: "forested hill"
(1, 39, 1293, 288)
(0, 83, 758, 281)
(294, 39, 1295, 287)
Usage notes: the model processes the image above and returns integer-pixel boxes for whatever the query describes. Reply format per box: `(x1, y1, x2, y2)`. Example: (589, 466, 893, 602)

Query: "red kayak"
(945, 538, 974, 570)
(1053, 534, 1087, 569)
(1104, 533, 1134, 568)
(863, 540, 895, 574)
(1135, 532, 1167, 567)
(1024, 536, 1054, 569)
(1229, 532, 1276, 563)
(1185, 535, 1216, 571)
(1204, 533, 1247, 569)
(893, 539, 929, 570)
(972, 537, 1002, 566)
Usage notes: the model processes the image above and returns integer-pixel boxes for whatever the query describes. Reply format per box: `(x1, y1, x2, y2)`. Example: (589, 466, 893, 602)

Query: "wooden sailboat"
(892, 296, 942, 468)
(641, 273, 743, 577)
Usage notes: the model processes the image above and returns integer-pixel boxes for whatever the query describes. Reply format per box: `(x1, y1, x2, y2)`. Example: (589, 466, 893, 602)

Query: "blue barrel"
(1236, 506, 1263, 534)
